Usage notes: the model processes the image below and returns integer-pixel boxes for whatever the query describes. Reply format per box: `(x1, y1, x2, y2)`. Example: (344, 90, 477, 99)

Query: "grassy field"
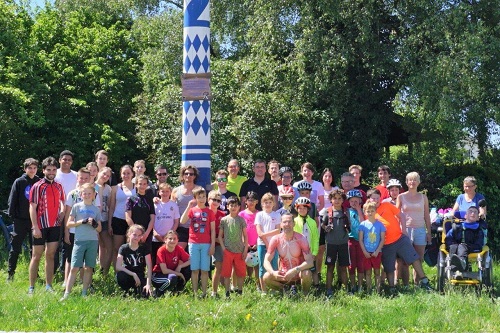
(0, 249, 499, 332)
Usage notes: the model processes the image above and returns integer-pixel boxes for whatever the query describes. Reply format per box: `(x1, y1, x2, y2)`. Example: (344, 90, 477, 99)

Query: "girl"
(239, 191, 260, 291)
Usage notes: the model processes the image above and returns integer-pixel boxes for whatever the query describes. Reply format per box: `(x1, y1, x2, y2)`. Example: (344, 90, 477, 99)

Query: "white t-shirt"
(153, 201, 180, 241)
(254, 210, 281, 246)
(55, 169, 78, 195)
(293, 180, 325, 206)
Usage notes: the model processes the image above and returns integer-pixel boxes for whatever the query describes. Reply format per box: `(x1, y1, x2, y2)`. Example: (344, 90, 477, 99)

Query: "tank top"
(113, 183, 135, 220)
(175, 185, 194, 228)
(400, 194, 425, 228)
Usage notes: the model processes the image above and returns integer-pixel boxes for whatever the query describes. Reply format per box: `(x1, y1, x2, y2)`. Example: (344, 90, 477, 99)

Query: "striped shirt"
(29, 178, 65, 229)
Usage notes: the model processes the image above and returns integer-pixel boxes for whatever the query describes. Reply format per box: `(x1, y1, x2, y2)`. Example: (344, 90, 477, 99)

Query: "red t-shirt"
(153, 245, 190, 273)
(29, 178, 65, 229)
(188, 207, 215, 244)
(214, 210, 226, 243)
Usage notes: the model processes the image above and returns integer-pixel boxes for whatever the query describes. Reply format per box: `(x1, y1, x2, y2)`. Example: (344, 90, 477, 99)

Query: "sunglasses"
(156, 173, 168, 176)
(184, 172, 195, 176)
(217, 178, 227, 182)
(281, 196, 294, 200)
(210, 198, 221, 202)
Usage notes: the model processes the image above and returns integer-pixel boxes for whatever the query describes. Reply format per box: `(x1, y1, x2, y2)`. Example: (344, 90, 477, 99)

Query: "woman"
(109, 165, 136, 269)
(152, 230, 191, 296)
(396, 172, 431, 284)
(125, 175, 155, 255)
(94, 150, 118, 187)
(171, 165, 203, 250)
(321, 168, 339, 210)
(116, 225, 152, 297)
(96, 167, 113, 274)
(293, 162, 325, 211)
(450, 176, 486, 219)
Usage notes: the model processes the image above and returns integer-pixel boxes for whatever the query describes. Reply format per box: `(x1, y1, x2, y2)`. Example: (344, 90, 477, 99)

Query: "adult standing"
(239, 159, 279, 211)
(95, 150, 118, 188)
(109, 165, 136, 269)
(268, 160, 282, 185)
(293, 162, 324, 212)
(263, 213, 314, 295)
(150, 165, 170, 198)
(450, 176, 486, 219)
(7, 158, 40, 281)
(28, 157, 65, 294)
(340, 172, 366, 209)
(55, 150, 77, 195)
(396, 172, 431, 284)
(277, 166, 298, 206)
(320, 168, 339, 210)
(349, 165, 370, 193)
(219, 159, 247, 197)
(375, 165, 391, 201)
(171, 165, 203, 250)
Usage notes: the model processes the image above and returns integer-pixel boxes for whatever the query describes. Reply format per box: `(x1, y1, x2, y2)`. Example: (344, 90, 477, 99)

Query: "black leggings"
(151, 266, 191, 296)
(116, 271, 148, 297)
(8, 219, 33, 274)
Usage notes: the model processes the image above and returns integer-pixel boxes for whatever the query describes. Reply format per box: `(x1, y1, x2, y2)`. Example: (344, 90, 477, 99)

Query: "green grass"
(0, 246, 499, 332)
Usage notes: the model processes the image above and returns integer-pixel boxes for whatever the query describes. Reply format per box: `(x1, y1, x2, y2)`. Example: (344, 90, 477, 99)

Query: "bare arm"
(423, 195, 432, 243)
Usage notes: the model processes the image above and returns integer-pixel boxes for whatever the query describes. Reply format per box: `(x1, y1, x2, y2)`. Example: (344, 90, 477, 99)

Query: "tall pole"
(182, 0, 211, 188)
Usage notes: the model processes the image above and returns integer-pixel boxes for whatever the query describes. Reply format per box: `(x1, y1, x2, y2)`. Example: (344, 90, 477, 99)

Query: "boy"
(375, 165, 391, 201)
(219, 196, 248, 297)
(152, 183, 180, 267)
(346, 189, 364, 293)
(7, 158, 39, 281)
(61, 183, 102, 300)
(180, 188, 215, 297)
(445, 206, 485, 273)
(382, 179, 402, 205)
(254, 192, 281, 293)
(359, 202, 386, 293)
(214, 169, 237, 213)
(296, 181, 319, 221)
(322, 189, 351, 297)
(293, 197, 320, 286)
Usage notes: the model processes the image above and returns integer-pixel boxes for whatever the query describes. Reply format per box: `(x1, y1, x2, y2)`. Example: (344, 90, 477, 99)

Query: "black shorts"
(319, 226, 326, 246)
(64, 233, 75, 263)
(112, 217, 129, 236)
(325, 243, 350, 267)
(177, 226, 189, 243)
(33, 226, 61, 246)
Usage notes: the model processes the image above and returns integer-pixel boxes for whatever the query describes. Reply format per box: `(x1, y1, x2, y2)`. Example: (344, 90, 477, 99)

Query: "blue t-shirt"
(359, 219, 386, 253)
(348, 208, 361, 241)
(70, 202, 101, 241)
(455, 193, 485, 218)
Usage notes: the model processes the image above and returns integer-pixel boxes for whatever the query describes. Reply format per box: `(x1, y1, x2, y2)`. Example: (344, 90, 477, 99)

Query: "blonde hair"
(261, 192, 275, 208)
(158, 183, 172, 191)
(208, 190, 222, 200)
(363, 201, 377, 212)
(406, 172, 420, 182)
(127, 225, 145, 240)
(80, 183, 96, 193)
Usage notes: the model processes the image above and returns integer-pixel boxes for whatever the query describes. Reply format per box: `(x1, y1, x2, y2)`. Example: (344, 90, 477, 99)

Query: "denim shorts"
(406, 227, 427, 246)
(189, 243, 211, 271)
(71, 240, 98, 268)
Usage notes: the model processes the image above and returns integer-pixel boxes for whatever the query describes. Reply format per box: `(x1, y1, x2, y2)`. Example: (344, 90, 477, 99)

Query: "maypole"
(182, 0, 211, 188)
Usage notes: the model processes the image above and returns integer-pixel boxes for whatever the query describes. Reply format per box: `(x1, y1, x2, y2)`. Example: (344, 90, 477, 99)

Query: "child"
(214, 170, 238, 214)
(61, 183, 102, 300)
(207, 190, 227, 297)
(96, 167, 113, 275)
(152, 183, 180, 267)
(346, 189, 365, 293)
(322, 189, 351, 297)
(445, 206, 485, 273)
(358, 202, 386, 294)
(382, 179, 402, 205)
(254, 192, 281, 293)
(115, 225, 152, 297)
(152, 230, 191, 296)
(219, 196, 248, 297)
(132, 159, 153, 187)
(239, 191, 260, 290)
(180, 188, 215, 297)
(293, 197, 320, 286)
(276, 186, 295, 215)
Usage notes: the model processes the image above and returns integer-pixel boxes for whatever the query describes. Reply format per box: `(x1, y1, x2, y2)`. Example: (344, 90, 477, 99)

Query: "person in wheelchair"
(445, 206, 485, 273)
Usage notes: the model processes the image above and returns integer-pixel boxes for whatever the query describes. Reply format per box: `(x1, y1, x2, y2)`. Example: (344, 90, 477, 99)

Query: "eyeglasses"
(246, 199, 257, 202)
(210, 198, 221, 202)
(184, 172, 195, 176)
(217, 178, 227, 182)
(281, 196, 294, 200)
(282, 175, 292, 179)
(156, 173, 168, 176)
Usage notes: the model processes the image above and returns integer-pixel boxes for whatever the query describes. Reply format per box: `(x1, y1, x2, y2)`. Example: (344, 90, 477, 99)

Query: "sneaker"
(388, 287, 398, 297)
(326, 289, 333, 299)
(60, 293, 69, 301)
(419, 277, 433, 291)
(28, 286, 35, 295)
(225, 291, 231, 299)
(45, 285, 55, 293)
(7, 273, 14, 282)
(451, 254, 466, 271)
(236, 289, 242, 295)
(289, 285, 298, 297)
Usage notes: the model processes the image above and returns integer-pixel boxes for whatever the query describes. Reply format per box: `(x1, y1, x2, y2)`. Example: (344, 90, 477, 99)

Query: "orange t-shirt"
(375, 184, 390, 201)
(376, 202, 402, 245)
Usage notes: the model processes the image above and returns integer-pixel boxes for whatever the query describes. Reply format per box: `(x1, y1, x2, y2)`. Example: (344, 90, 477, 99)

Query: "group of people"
(6, 151, 488, 299)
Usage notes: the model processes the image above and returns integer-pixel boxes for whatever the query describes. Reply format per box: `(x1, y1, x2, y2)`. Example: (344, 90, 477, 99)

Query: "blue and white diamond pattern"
(183, 28, 210, 73)
(183, 100, 211, 138)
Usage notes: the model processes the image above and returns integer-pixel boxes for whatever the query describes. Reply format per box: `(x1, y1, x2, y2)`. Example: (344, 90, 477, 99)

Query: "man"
(263, 213, 313, 295)
(150, 165, 169, 198)
(239, 159, 279, 211)
(224, 159, 247, 196)
(349, 165, 370, 193)
(7, 158, 40, 281)
(268, 160, 281, 185)
(28, 156, 66, 294)
(55, 150, 78, 195)
(375, 165, 391, 201)
(340, 172, 366, 209)
(366, 189, 432, 293)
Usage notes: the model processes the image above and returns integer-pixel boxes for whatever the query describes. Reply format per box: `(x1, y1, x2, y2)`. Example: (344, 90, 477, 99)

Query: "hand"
(140, 234, 148, 243)
(108, 227, 113, 236)
(153, 197, 161, 204)
(372, 250, 380, 258)
(176, 272, 185, 282)
(188, 199, 197, 208)
(363, 250, 371, 258)
(283, 268, 299, 282)
(143, 283, 152, 296)
(32, 228, 42, 239)
(57, 211, 65, 224)
(209, 245, 215, 256)
(325, 225, 332, 233)
(64, 232, 71, 245)
(242, 250, 248, 260)
(133, 273, 141, 287)
(426, 233, 432, 244)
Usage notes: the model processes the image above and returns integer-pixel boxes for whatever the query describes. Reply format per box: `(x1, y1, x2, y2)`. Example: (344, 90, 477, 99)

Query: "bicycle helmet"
(295, 197, 311, 207)
(346, 189, 363, 200)
(386, 179, 402, 189)
(279, 166, 293, 178)
(279, 186, 295, 197)
(296, 181, 313, 192)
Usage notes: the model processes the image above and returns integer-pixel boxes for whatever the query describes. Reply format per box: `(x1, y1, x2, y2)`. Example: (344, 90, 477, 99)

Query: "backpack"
(327, 207, 351, 233)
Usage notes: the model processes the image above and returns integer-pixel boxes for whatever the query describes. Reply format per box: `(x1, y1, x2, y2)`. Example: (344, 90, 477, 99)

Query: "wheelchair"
(436, 216, 493, 294)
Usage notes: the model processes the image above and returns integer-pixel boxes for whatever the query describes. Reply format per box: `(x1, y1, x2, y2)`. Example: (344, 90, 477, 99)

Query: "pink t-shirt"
(239, 210, 258, 246)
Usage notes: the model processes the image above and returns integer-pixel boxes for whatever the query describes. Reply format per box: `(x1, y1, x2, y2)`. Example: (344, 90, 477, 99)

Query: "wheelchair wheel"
(483, 263, 493, 288)
(437, 252, 446, 293)
(0, 215, 11, 252)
